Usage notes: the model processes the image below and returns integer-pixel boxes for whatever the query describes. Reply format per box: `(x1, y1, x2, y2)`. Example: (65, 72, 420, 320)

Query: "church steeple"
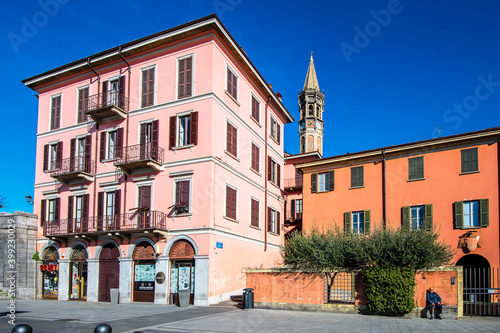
(298, 53, 324, 155)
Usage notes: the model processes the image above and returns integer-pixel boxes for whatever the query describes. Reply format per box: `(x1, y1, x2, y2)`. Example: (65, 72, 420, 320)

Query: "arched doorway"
(41, 247, 59, 299)
(98, 243, 120, 302)
(132, 241, 155, 302)
(169, 240, 195, 305)
(69, 245, 88, 300)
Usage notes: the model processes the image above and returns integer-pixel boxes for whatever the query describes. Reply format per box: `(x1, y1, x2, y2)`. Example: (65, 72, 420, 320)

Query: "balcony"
(49, 157, 95, 185)
(85, 90, 128, 123)
(284, 177, 303, 190)
(114, 143, 164, 175)
(285, 211, 303, 222)
(43, 210, 168, 244)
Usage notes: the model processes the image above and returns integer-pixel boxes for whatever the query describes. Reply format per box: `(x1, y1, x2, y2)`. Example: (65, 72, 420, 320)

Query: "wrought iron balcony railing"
(114, 143, 164, 166)
(87, 90, 128, 113)
(285, 211, 303, 221)
(284, 177, 303, 189)
(49, 157, 95, 177)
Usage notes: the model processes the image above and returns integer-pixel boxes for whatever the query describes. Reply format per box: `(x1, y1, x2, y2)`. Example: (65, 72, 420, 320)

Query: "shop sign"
(41, 264, 58, 271)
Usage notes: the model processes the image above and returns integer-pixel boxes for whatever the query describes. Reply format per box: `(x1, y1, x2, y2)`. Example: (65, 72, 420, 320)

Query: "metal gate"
(463, 267, 500, 316)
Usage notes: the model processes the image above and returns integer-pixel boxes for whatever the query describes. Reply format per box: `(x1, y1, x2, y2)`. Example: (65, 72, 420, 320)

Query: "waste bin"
(110, 288, 119, 304)
(243, 288, 254, 309)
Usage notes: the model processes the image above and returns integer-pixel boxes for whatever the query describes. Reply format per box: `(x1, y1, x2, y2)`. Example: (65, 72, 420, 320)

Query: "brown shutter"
(118, 76, 125, 109)
(116, 128, 123, 158)
(100, 132, 106, 161)
(277, 123, 281, 144)
(97, 192, 104, 230)
(85, 136, 91, 172)
(190, 112, 198, 145)
(102, 82, 108, 106)
(142, 68, 155, 107)
(169, 116, 176, 150)
(56, 142, 62, 169)
(82, 194, 89, 220)
(268, 156, 272, 181)
(311, 173, 317, 193)
(178, 57, 192, 99)
(186, 57, 192, 97)
(291, 199, 296, 218)
(152, 120, 159, 160)
(141, 70, 147, 107)
(68, 196, 74, 220)
(277, 211, 281, 235)
(114, 190, 121, 215)
(55, 96, 61, 129)
(277, 163, 281, 187)
(140, 186, 151, 209)
(43, 144, 49, 171)
(40, 199, 46, 226)
(54, 198, 60, 222)
(140, 123, 146, 145)
(178, 58, 185, 99)
(267, 207, 272, 232)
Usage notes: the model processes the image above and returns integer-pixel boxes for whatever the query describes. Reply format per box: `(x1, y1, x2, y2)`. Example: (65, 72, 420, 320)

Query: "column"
(194, 255, 209, 306)
(119, 257, 133, 303)
(86, 259, 99, 302)
(58, 259, 70, 301)
(35, 261, 43, 299)
(154, 256, 169, 305)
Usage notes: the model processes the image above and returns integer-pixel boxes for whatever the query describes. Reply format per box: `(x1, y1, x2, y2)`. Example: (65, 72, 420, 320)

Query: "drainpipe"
(119, 47, 132, 218)
(264, 96, 271, 252)
(88, 58, 100, 232)
(497, 140, 500, 262)
(382, 149, 387, 229)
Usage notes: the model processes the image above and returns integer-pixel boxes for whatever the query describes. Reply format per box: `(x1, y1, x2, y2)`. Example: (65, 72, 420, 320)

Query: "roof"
(303, 53, 320, 91)
(22, 14, 294, 123)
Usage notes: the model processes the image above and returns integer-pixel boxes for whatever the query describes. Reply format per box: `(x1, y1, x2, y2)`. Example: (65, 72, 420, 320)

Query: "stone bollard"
(94, 323, 112, 333)
(12, 324, 33, 333)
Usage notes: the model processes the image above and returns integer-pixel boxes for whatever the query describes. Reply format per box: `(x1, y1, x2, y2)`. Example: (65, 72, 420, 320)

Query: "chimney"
(276, 92, 283, 102)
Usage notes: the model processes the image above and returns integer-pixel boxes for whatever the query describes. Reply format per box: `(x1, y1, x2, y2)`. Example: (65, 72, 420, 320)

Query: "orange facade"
(296, 128, 500, 270)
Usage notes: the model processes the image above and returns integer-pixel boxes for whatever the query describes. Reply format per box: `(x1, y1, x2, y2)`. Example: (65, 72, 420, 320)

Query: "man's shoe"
(430, 317, 433, 320)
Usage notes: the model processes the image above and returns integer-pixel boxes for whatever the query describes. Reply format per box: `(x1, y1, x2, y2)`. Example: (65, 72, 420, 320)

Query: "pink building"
(23, 15, 293, 305)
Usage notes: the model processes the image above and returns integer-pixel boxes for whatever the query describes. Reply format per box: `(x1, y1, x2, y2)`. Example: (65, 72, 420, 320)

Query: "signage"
(41, 264, 58, 271)
(216, 242, 223, 249)
(155, 272, 166, 284)
(137, 281, 154, 291)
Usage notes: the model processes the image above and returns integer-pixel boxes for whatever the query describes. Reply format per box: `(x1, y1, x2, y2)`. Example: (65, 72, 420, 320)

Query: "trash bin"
(110, 288, 119, 304)
(243, 288, 254, 309)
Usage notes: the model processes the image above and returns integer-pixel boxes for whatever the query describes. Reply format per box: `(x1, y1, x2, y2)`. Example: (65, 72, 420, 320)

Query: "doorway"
(69, 245, 88, 301)
(98, 243, 120, 302)
(169, 240, 195, 305)
(132, 241, 155, 302)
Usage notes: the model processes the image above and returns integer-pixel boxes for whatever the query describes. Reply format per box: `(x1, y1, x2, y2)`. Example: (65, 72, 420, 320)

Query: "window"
(461, 148, 478, 173)
(140, 120, 159, 159)
(455, 199, 489, 229)
(141, 67, 155, 108)
(251, 143, 260, 173)
(267, 207, 280, 234)
(311, 171, 334, 193)
(351, 166, 364, 188)
(295, 199, 303, 214)
(270, 118, 281, 144)
(97, 190, 121, 230)
(169, 112, 198, 149)
(251, 96, 260, 122)
(108, 131, 117, 159)
(43, 142, 62, 172)
(268, 157, 280, 186)
(174, 180, 190, 214)
(408, 156, 424, 180)
(102, 76, 125, 109)
(40, 198, 60, 226)
(226, 122, 238, 157)
(50, 96, 61, 130)
(226, 186, 237, 220)
(178, 56, 192, 99)
(105, 192, 115, 228)
(100, 128, 123, 161)
(67, 194, 89, 233)
(47, 199, 56, 223)
(227, 67, 238, 100)
(290, 199, 303, 219)
(77, 87, 89, 123)
(344, 210, 371, 235)
(70, 136, 91, 171)
(251, 198, 259, 228)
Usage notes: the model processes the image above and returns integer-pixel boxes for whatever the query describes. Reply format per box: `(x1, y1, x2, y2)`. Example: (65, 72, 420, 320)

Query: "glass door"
(70, 261, 87, 300)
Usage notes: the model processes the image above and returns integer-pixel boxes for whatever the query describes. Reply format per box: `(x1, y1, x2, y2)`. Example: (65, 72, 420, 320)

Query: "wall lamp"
(25, 195, 34, 205)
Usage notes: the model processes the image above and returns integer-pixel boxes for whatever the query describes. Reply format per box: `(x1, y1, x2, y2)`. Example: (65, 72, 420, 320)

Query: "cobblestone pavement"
(1, 300, 499, 332)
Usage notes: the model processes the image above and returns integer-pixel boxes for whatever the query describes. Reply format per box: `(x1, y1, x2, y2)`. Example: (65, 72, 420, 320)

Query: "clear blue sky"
(1, 0, 500, 213)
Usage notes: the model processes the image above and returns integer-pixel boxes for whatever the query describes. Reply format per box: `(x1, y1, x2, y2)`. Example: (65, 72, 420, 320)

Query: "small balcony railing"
(49, 157, 95, 184)
(43, 210, 168, 236)
(284, 177, 303, 189)
(285, 211, 303, 221)
(113, 143, 164, 174)
(85, 90, 128, 123)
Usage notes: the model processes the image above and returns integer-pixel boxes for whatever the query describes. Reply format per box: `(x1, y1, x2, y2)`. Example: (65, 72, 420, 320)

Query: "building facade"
(24, 15, 293, 305)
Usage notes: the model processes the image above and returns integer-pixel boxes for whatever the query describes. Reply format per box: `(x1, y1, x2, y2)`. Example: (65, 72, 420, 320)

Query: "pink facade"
(25, 15, 293, 305)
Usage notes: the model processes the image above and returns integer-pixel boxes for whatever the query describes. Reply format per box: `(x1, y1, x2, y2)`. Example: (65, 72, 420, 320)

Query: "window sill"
(225, 151, 240, 162)
(407, 178, 426, 183)
(172, 213, 192, 218)
(250, 116, 261, 127)
(250, 225, 261, 231)
(459, 226, 483, 230)
(102, 158, 118, 163)
(460, 170, 480, 175)
(268, 231, 279, 236)
(269, 135, 280, 145)
(172, 144, 194, 152)
(268, 181, 280, 189)
(225, 90, 240, 106)
(223, 216, 238, 223)
(349, 186, 365, 190)
(250, 168, 261, 177)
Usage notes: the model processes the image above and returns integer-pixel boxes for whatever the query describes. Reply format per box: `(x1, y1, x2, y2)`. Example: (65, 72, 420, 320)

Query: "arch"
(70, 245, 88, 260)
(169, 240, 195, 259)
(308, 105, 313, 116)
(307, 135, 314, 152)
(132, 241, 155, 260)
(65, 241, 90, 259)
(39, 242, 60, 260)
(94, 239, 122, 259)
(42, 246, 59, 261)
(100, 243, 121, 260)
(126, 237, 155, 258)
(456, 254, 490, 269)
(163, 235, 199, 257)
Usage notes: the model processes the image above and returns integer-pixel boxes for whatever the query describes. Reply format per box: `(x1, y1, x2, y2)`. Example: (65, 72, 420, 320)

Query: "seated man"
(426, 288, 443, 319)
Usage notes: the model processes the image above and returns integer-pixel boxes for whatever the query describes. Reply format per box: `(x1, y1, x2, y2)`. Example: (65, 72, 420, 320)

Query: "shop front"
(69, 245, 88, 301)
(132, 241, 156, 302)
(169, 240, 195, 305)
(42, 247, 59, 299)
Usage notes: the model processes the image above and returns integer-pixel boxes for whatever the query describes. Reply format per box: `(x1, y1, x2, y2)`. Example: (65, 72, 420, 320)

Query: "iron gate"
(463, 267, 500, 316)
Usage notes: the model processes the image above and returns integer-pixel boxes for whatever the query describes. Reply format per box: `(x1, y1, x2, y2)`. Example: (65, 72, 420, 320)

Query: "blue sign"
(216, 242, 223, 249)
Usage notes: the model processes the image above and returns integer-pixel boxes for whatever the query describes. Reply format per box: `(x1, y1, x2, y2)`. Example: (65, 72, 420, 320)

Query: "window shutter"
(84, 136, 91, 172)
(351, 168, 356, 187)
(268, 156, 272, 181)
(141, 70, 147, 107)
(291, 199, 296, 218)
(424, 204, 433, 231)
(152, 120, 159, 146)
(169, 116, 176, 150)
(40, 199, 46, 226)
(277, 123, 281, 144)
(417, 157, 424, 179)
(311, 173, 317, 193)
(268, 207, 272, 233)
(114, 190, 121, 216)
(180, 181, 190, 207)
(118, 76, 125, 109)
(56, 142, 62, 169)
(186, 57, 192, 97)
(100, 131, 106, 161)
(102, 82, 108, 106)
(360, 166, 364, 186)
(140, 123, 146, 145)
(54, 198, 60, 222)
(277, 211, 281, 235)
(454, 201, 463, 229)
(148, 68, 155, 106)
(328, 170, 335, 191)
(43, 144, 49, 171)
(344, 212, 351, 234)
(97, 192, 104, 229)
(82, 194, 89, 220)
(470, 148, 478, 172)
(233, 125, 238, 156)
(190, 111, 198, 145)
(141, 186, 151, 208)
(116, 128, 123, 158)
(178, 58, 185, 98)
(480, 199, 489, 227)
(409, 158, 416, 180)
(402, 206, 410, 231)
(277, 163, 281, 187)
(68, 196, 74, 220)
(364, 210, 371, 235)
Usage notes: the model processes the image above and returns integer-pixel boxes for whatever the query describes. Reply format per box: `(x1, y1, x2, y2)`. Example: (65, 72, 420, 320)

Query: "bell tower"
(298, 53, 324, 155)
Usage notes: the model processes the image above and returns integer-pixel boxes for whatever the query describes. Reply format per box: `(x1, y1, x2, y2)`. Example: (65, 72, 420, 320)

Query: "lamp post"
(25, 195, 34, 205)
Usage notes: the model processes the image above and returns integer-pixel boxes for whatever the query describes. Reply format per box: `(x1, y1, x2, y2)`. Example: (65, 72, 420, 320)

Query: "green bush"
(362, 267, 416, 314)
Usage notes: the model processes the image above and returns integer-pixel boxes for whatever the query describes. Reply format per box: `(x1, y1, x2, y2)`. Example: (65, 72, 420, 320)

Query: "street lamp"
(25, 195, 34, 205)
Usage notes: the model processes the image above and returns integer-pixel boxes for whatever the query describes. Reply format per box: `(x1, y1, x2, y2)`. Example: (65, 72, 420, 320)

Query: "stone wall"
(0, 211, 38, 299)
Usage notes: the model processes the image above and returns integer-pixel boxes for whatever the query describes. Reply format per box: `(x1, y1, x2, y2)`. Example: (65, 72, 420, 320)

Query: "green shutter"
(424, 204, 433, 231)
(417, 157, 424, 179)
(351, 168, 355, 187)
(402, 206, 410, 231)
(359, 166, 364, 186)
(364, 210, 371, 235)
(311, 173, 317, 193)
(480, 199, 489, 227)
(470, 148, 478, 172)
(461, 150, 469, 173)
(408, 158, 416, 180)
(454, 201, 463, 229)
(328, 170, 335, 191)
(344, 212, 351, 234)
